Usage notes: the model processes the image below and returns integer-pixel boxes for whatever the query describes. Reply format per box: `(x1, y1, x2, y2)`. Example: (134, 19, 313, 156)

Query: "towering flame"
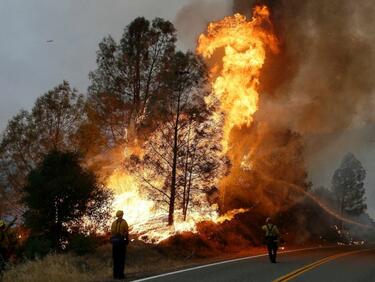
(104, 6, 281, 242)
(197, 5, 278, 152)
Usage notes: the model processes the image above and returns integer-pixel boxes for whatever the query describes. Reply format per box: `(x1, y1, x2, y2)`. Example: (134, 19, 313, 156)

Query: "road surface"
(133, 246, 375, 282)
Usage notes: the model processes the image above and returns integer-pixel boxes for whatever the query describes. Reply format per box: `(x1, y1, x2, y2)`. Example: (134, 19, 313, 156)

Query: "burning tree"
(85, 16, 229, 233)
(178, 118, 225, 221)
(86, 5, 312, 238)
(130, 51, 225, 225)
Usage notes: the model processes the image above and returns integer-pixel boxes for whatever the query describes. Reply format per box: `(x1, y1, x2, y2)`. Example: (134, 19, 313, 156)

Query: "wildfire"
(108, 171, 155, 230)
(107, 147, 224, 242)
(108, 170, 249, 242)
(197, 5, 278, 152)
(105, 6, 280, 242)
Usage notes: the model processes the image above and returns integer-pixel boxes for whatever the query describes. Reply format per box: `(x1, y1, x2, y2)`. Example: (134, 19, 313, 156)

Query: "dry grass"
(2, 254, 96, 282)
(2, 240, 222, 282)
(2, 239, 269, 282)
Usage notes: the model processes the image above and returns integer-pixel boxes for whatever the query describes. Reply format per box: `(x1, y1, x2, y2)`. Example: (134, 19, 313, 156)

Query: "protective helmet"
(116, 210, 124, 218)
(0, 220, 5, 228)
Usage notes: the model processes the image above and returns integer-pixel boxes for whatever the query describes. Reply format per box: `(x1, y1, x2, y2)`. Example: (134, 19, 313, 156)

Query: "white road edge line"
(132, 245, 337, 281)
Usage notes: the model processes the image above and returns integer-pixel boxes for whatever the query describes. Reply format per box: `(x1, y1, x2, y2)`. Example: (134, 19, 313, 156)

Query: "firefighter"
(262, 217, 280, 263)
(111, 210, 129, 280)
(0, 220, 8, 257)
(0, 217, 17, 259)
(0, 218, 16, 270)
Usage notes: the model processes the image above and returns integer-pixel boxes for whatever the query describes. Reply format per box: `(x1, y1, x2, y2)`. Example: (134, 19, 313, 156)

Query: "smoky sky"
(0, 0, 195, 131)
(257, 0, 375, 217)
(177, 0, 375, 217)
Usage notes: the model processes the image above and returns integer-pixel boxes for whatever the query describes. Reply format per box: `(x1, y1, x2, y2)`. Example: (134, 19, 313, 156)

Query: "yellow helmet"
(0, 220, 5, 228)
(116, 210, 124, 218)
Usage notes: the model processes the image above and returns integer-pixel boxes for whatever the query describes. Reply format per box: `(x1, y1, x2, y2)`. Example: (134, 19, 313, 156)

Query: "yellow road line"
(273, 248, 374, 282)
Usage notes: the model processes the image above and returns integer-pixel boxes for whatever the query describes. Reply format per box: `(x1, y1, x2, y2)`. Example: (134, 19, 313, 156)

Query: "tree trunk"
(339, 196, 345, 230)
(168, 92, 181, 226)
(130, 35, 142, 136)
(168, 139, 178, 226)
(183, 171, 193, 221)
(183, 146, 196, 221)
(182, 124, 191, 219)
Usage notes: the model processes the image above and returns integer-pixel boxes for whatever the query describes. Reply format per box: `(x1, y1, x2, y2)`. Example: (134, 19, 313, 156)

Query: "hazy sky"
(306, 127, 375, 218)
(0, 0, 200, 130)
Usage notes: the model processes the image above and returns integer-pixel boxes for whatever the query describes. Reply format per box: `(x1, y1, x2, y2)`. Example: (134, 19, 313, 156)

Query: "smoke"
(173, 0, 375, 218)
(232, 0, 375, 133)
(174, 0, 231, 50)
(219, 123, 309, 214)
(231, 0, 375, 216)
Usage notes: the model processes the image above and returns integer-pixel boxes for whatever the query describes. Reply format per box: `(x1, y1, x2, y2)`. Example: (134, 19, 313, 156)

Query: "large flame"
(195, 6, 373, 231)
(105, 6, 279, 242)
(197, 5, 278, 152)
(107, 169, 249, 242)
(106, 145, 234, 243)
(108, 172, 155, 229)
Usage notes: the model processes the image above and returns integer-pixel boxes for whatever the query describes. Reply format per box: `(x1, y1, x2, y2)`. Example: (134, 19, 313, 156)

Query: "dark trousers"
(112, 241, 126, 279)
(266, 241, 278, 263)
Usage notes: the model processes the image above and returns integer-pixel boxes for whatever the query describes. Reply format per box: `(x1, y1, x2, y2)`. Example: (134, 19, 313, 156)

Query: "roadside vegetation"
(2, 238, 266, 282)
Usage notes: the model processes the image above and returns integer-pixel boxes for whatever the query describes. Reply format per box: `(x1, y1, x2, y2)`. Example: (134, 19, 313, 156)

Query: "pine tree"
(23, 151, 112, 250)
(332, 153, 367, 216)
(0, 81, 85, 216)
(128, 51, 225, 226)
(87, 17, 176, 148)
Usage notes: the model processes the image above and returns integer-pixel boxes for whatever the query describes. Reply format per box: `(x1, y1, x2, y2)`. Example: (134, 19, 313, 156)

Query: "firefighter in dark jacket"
(0, 218, 16, 262)
(262, 217, 280, 263)
(111, 210, 129, 280)
(0, 220, 9, 259)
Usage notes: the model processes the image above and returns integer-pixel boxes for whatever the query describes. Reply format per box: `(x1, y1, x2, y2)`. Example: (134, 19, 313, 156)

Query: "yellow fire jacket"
(111, 219, 129, 238)
(262, 223, 280, 237)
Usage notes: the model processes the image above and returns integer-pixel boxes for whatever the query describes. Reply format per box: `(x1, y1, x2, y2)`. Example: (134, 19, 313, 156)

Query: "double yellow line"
(273, 248, 374, 282)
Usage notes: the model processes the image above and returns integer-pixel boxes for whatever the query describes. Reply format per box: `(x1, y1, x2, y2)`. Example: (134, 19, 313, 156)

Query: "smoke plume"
(174, 0, 231, 50)
(232, 0, 375, 214)
(174, 0, 375, 218)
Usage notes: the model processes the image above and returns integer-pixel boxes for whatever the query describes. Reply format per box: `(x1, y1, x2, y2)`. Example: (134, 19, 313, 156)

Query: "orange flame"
(107, 149, 224, 243)
(105, 6, 281, 242)
(108, 170, 250, 242)
(197, 5, 278, 152)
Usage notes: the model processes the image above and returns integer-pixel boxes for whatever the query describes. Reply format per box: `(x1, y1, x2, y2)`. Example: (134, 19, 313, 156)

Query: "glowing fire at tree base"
(108, 169, 249, 243)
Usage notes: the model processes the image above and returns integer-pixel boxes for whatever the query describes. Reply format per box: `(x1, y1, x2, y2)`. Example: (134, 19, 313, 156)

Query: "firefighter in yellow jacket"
(262, 217, 280, 263)
(111, 210, 129, 280)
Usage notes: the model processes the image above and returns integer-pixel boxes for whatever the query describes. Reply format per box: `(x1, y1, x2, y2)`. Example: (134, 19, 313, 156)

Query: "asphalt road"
(133, 246, 375, 282)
